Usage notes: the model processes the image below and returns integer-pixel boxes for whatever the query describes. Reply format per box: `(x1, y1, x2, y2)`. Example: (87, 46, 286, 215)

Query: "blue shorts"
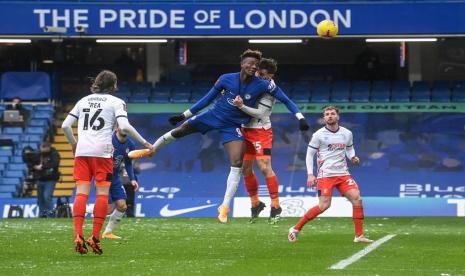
(188, 111, 243, 144)
(108, 177, 127, 204)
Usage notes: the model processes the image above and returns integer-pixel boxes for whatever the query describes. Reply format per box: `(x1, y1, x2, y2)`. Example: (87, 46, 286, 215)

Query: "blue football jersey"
(189, 72, 299, 126)
(112, 132, 136, 181)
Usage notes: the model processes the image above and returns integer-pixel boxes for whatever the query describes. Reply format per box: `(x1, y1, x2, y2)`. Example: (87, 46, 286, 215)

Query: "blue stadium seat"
(370, 92, 390, 102)
(331, 81, 350, 103)
(431, 81, 451, 102)
(1, 177, 20, 186)
(3, 127, 23, 134)
(392, 80, 410, 93)
(291, 88, 310, 103)
(411, 82, 431, 102)
(351, 81, 370, 103)
(8, 163, 27, 171)
(12, 156, 24, 163)
(0, 163, 5, 171)
(0, 134, 21, 141)
(0, 156, 10, 164)
(451, 89, 465, 102)
(28, 119, 49, 127)
(391, 92, 410, 102)
(116, 91, 132, 98)
(171, 93, 191, 103)
(5, 170, 24, 178)
(372, 81, 391, 96)
(34, 105, 54, 111)
(128, 95, 149, 103)
(311, 94, 330, 103)
(26, 127, 45, 135)
(132, 90, 151, 97)
(0, 149, 12, 157)
(0, 192, 13, 198)
(149, 92, 171, 103)
(190, 92, 205, 102)
(0, 185, 16, 193)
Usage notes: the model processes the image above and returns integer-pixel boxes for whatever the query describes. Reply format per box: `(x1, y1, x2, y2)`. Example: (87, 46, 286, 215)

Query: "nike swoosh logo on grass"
(159, 203, 217, 217)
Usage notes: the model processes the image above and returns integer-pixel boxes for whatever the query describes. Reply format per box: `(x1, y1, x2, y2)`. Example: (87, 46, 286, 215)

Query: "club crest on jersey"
(244, 94, 251, 100)
(267, 81, 276, 92)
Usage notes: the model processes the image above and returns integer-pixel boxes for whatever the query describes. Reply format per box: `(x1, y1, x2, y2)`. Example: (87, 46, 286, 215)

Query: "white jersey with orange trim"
(68, 93, 127, 158)
(307, 126, 354, 178)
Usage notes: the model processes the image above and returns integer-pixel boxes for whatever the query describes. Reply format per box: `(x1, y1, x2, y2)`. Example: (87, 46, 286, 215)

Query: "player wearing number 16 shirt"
(61, 70, 153, 255)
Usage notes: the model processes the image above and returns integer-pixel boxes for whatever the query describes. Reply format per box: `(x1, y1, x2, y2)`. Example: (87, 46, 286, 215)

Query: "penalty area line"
(329, 234, 396, 270)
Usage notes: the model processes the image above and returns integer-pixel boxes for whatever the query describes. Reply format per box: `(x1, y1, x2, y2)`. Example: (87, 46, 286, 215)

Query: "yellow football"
(317, 19, 338, 38)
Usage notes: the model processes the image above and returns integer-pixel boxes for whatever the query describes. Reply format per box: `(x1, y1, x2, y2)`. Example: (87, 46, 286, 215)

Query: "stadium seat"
(0, 185, 16, 193)
(8, 163, 27, 171)
(149, 92, 171, 103)
(171, 93, 191, 103)
(5, 170, 24, 178)
(1, 177, 20, 186)
(116, 91, 132, 98)
(431, 81, 451, 102)
(128, 95, 149, 103)
(3, 127, 23, 134)
(0, 156, 8, 163)
(311, 81, 331, 103)
(291, 87, 310, 103)
(0, 192, 13, 198)
(34, 105, 54, 111)
(0, 149, 12, 157)
(21, 134, 43, 143)
(411, 81, 431, 102)
(0, 163, 5, 171)
(12, 156, 23, 163)
(391, 92, 410, 102)
(451, 89, 465, 102)
(26, 127, 45, 135)
(28, 119, 49, 127)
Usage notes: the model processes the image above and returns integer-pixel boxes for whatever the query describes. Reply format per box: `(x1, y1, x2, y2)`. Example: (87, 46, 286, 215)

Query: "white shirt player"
(242, 93, 275, 129)
(68, 94, 127, 158)
(306, 126, 356, 178)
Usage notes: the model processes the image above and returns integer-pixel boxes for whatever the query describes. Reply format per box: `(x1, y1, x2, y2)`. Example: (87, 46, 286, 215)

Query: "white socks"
(222, 167, 242, 208)
(153, 130, 176, 149)
(104, 209, 125, 233)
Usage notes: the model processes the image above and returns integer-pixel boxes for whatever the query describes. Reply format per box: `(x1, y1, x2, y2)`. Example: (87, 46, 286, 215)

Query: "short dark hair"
(240, 49, 262, 62)
(259, 58, 277, 74)
(323, 106, 340, 114)
(90, 70, 117, 94)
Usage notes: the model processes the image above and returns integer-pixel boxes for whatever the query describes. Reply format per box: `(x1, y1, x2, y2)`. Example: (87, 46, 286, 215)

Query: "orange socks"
(353, 205, 364, 237)
(295, 205, 322, 231)
(244, 174, 259, 207)
(73, 193, 88, 237)
(92, 194, 109, 238)
(266, 176, 279, 208)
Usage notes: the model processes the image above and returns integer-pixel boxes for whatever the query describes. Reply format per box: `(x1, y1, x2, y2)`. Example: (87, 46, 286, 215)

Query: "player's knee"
(319, 201, 331, 211)
(230, 160, 243, 168)
(116, 202, 127, 212)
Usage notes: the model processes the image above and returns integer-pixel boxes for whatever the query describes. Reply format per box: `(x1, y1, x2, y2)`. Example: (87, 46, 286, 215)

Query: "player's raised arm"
(233, 95, 271, 118)
(168, 76, 224, 126)
(268, 84, 309, 131)
(61, 102, 79, 154)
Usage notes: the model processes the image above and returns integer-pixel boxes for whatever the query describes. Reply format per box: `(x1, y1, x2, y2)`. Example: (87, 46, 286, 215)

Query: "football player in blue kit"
(150, 49, 310, 223)
(102, 126, 138, 239)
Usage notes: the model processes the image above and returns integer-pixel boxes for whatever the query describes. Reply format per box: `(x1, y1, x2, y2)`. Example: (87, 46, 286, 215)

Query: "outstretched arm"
(169, 78, 223, 125)
(271, 86, 309, 131)
(233, 95, 270, 118)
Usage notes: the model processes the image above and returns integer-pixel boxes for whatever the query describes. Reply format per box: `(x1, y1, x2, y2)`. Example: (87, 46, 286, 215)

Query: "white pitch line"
(329, 234, 396, 270)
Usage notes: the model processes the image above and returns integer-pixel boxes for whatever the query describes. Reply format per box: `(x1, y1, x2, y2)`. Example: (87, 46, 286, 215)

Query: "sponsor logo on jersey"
(244, 94, 251, 100)
(327, 143, 346, 151)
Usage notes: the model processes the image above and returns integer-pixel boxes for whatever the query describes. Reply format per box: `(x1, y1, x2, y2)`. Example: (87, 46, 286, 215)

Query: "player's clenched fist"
(233, 95, 244, 107)
(307, 174, 316, 188)
(168, 114, 185, 126)
(351, 156, 360, 165)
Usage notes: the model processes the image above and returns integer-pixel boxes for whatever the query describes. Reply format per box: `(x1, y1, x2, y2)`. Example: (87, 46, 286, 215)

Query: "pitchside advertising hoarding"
(1, 2, 465, 36)
(1, 110, 464, 218)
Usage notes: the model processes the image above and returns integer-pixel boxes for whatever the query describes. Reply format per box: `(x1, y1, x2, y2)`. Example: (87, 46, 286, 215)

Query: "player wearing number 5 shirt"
(61, 70, 153, 255)
(288, 106, 373, 244)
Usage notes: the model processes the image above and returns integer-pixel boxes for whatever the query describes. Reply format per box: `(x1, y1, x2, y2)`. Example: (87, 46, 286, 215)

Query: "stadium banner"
(1, 2, 465, 36)
(127, 103, 465, 113)
(2, 197, 465, 218)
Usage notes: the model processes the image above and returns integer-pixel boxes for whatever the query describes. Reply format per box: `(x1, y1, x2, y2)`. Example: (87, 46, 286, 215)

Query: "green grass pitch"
(1, 217, 464, 275)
